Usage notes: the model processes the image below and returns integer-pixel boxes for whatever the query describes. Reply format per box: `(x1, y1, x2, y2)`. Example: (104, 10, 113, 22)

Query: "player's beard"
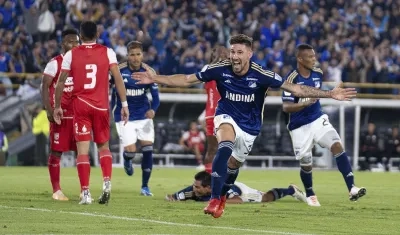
(130, 61, 141, 70)
(232, 60, 243, 74)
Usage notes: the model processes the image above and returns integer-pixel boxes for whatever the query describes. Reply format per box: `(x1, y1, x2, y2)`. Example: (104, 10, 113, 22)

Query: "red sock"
(48, 155, 61, 193)
(205, 163, 212, 173)
(99, 149, 112, 181)
(76, 155, 91, 191)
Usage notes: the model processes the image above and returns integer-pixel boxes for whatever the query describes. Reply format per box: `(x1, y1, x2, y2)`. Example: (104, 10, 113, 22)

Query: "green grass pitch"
(0, 167, 399, 234)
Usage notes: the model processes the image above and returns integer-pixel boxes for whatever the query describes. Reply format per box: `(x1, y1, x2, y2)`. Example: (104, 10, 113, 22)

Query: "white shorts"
(115, 119, 154, 147)
(290, 114, 341, 165)
(214, 114, 257, 163)
(230, 182, 263, 203)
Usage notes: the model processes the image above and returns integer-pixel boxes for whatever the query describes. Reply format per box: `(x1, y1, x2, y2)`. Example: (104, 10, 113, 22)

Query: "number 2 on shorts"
(84, 64, 97, 89)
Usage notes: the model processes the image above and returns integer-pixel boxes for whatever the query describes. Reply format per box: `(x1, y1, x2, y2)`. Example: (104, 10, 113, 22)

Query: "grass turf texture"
(0, 167, 399, 234)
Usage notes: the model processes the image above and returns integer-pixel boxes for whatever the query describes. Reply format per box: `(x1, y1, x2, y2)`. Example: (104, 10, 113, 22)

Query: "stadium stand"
(0, 0, 399, 169)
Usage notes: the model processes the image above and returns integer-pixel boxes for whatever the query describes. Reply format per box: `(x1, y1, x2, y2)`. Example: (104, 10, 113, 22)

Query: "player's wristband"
(122, 101, 128, 107)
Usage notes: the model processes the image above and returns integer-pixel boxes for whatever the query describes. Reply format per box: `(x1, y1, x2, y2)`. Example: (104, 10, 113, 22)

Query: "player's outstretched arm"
(282, 99, 318, 113)
(132, 71, 201, 87)
(280, 81, 357, 101)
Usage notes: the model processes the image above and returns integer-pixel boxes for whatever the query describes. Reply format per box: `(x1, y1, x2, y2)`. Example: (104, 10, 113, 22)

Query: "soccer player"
(165, 171, 307, 204)
(110, 40, 160, 196)
(41, 28, 79, 201)
(282, 44, 366, 206)
(132, 34, 356, 218)
(53, 21, 129, 205)
(202, 46, 228, 173)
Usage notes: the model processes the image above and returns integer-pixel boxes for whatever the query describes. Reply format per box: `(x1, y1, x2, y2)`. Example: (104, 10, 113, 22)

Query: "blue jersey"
(282, 68, 324, 131)
(195, 60, 284, 136)
(110, 62, 160, 122)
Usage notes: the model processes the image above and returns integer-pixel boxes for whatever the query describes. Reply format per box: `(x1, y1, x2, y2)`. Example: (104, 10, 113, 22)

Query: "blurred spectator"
(37, 2, 55, 43)
(0, 0, 398, 95)
(0, 128, 8, 165)
(360, 123, 381, 171)
(32, 104, 49, 166)
(179, 120, 206, 170)
(384, 126, 400, 171)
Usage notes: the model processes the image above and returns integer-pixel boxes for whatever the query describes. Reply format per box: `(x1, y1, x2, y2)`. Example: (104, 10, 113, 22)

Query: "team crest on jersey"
(314, 81, 321, 88)
(53, 133, 59, 144)
(248, 81, 257, 88)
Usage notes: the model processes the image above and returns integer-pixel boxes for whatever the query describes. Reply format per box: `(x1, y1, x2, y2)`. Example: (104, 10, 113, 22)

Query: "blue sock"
(211, 141, 234, 199)
(141, 145, 153, 188)
(221, 167, 239, 196)
(269, 186, 295, 201)
(335, 151, 354, 191)
(123, 151, 135, 160)
(300, 168, 315, 197)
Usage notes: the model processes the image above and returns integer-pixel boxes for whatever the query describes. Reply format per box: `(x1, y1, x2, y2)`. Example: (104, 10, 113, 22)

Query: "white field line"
(0, 205, 315, 235)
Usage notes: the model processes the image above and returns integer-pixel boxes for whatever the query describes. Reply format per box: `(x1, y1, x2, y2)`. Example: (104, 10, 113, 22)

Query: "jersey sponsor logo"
(53, 133, 59, 144)
(63, 86, 74, 92)
(312, 77, 320, 81)
(126, 88, 145, 96)
(75, 123, 90, 135)
(222, 73, 234, 78)
(225, 91, 255, 102)
(284, 91, 292, 96)
(248, 81, 257, 88)
(65, 77, 74, 86)
(122, 73, 131, 77)
(246, 77, 258, 81)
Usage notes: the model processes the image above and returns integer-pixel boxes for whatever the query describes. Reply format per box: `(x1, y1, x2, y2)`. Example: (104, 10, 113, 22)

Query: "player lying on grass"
(165, 171, 307, 204)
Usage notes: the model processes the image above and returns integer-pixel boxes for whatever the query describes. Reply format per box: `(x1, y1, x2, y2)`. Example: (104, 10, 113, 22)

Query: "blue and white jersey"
(195, 60, 284, 136)
(110, 62, 160, 122)
(282, 68, 324, 131)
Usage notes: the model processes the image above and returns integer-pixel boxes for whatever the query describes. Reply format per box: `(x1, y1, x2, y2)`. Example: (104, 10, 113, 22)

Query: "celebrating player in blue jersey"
(282, 44, 366, 206)
(110, 41, 160, 196)
(132, 34, 356, 218)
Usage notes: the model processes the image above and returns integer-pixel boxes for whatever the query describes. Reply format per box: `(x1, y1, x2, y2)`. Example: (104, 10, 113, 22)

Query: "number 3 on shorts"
(84, 64, 97, 89)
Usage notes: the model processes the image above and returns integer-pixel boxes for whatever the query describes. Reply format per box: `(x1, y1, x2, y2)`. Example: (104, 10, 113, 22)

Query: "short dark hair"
(127, 41, 143, 51)
(229, 34, 253, 49)
(62, 28, 78, 38)
(295, 43, 314, 56)
(80, 21, 97, 41)
(194, 171, 211, 187)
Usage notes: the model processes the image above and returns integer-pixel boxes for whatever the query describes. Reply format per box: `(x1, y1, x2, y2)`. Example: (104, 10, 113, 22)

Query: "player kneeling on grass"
(110, 41, 160, 196)
(165, 171, 307, 204)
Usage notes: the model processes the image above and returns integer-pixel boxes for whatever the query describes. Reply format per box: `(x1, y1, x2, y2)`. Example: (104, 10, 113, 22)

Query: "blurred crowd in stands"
(1, 0, 400, 96)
